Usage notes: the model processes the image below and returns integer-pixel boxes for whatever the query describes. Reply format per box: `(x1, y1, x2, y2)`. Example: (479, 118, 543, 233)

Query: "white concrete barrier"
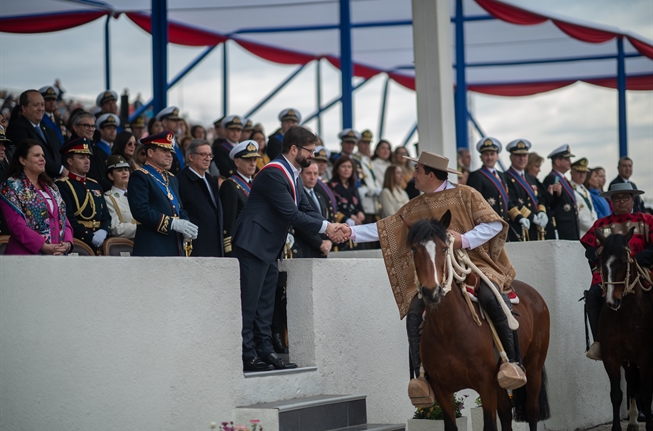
(0, 241, 613, 430)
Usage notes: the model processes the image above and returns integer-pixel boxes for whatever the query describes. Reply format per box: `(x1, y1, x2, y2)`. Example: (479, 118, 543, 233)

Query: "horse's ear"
(400, 214, 414, 229)
(624, 226, 636, 243)
(439, 210, 452, 229)
(595, 228, 606, 244)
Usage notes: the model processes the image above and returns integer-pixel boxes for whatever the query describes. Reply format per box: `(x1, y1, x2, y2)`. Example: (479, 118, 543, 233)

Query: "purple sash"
(479, 167, 508, 205)
(506, 168, 538, 205)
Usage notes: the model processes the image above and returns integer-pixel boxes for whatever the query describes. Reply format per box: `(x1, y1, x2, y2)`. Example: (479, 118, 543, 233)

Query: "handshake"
(325, 223, 353, 244)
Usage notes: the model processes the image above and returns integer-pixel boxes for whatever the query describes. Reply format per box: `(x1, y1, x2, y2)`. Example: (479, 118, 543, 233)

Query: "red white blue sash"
(479, 167, 508, 206)
(228, 175, 251, 197)
(259, 159, 298, 206)
(551, 171, 577, 204)
(506, 168, 538, 205)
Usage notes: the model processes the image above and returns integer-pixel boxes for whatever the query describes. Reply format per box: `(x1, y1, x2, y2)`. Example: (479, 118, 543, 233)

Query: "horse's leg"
(478, 383, 498, 431)
(604, 358, 624, 431)
(431, 386, 459, 431)
(625, 364, 640, 431)
(639, 364, 653, 431)
(496, 387, 512, 431)
(525, 364, 544, 431)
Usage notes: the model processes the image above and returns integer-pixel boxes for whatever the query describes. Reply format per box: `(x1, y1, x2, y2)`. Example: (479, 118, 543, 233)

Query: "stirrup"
(497, 362, 527, 390)
(408, 376, 435, 408)
(586, 341, 602, 361)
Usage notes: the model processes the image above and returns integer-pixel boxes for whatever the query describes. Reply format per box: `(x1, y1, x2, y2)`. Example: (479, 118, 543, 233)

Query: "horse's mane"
(601, 232, 629, 262)
(406, 218, 448, 247)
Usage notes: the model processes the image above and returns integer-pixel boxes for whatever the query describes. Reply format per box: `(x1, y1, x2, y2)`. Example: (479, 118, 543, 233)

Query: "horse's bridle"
(600, 248, 653, 296)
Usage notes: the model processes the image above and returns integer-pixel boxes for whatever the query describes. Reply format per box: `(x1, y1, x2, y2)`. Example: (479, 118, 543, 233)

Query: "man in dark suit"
(466, 137, 510, 223)
(6, 89, 65, 180)
(219, 140, 260, 256)
(128, 131, 198, 256)
(542, 144, 580, 240)
(291, 160, 333, 258)
(177, 139, 224, 257)
(232, 126, 348, 372)
(609, 156, 646, 213)
(266, 108, 300, 160)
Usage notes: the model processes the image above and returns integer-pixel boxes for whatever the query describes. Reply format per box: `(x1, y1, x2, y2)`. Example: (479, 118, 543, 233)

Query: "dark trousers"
(233, 245, 278, 361)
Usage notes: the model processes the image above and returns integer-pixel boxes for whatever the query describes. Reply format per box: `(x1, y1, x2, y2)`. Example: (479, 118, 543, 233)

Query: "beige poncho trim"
(377, 184, 516, 319)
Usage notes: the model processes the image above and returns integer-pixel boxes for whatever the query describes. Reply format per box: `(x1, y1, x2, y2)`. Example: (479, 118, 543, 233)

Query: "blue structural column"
(378, 75, 390, 139)
(454, 0, 468, 149)
(316, 59, 323, 137)
(339, 0, 353, 129)
(223, 42, 228, 116)
(616, 36, 627, 158)
(152, 0, 168, 114)
(104, 15, 111, 90)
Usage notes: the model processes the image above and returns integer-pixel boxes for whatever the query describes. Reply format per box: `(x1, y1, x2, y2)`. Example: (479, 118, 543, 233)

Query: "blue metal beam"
(402, 122, 418, 147)
(301, 77, 372, 125)
(243, 63, 308, 119)
(617, 37, 628, 158)
(104, 15, 111, 90)
(378, 75, 390, 139)
(316, 59, 323, 137)
(339, 0, 353, 129)
(468, 112, 485, 138)
(223, 41, 228, 116)
(454, 0, 469, 149)
(152, 0, 168, 115)
(463, 53, 643, 68)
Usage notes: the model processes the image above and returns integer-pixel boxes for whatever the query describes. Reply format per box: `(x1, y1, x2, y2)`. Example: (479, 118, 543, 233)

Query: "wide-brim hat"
(404, 151, 461, 175)
(600, 182, 644, 198)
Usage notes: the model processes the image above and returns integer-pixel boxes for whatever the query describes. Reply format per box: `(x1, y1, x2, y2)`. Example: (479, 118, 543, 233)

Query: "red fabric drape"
(126, 12, 226, 46)
(325, 56, 383, 80)
(0, 11, 107, 33)
(469, 80, 575, 96)
(585, 74, 653, 91)
(475, 0, 547, 25)
(234, 39, 316, 65)
(628, 36, 653, 60)
(553, 21, 617, 43)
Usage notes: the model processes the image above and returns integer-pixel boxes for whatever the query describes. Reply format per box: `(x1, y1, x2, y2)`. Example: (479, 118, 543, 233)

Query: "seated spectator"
(111, 131, 137, 170)
(133, 143, 147, 169)
(130, 116, 146, 143)
(179, 135, 193, 156)
(0, 126, 11, 181)
(241, 118, 254, 141)
(314, 145, 332, 182)
(251, 129, 270, 171)
(147, 117, 163, 136)
(371, 139, 392, 188)
(190, 125, 206, 140)
(69, 110, 109, 191)
(0, 139, 73, 255)
(0, 110, 9, 130)
(379, 164, 410, 218)
(585, 167, 611, 219)
(329, 155, 364, 227)
(104, 155, 136, 239)
(393, 146, 414, 188)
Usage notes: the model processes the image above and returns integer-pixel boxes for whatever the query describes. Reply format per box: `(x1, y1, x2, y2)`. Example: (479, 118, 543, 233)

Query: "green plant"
(474, 396, 481, 407)
(412, 395, 467, 420)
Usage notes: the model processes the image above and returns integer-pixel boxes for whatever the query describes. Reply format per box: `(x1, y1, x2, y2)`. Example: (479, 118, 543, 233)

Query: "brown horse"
(405, 211, 550, 431)
(595, 227, 653, 431)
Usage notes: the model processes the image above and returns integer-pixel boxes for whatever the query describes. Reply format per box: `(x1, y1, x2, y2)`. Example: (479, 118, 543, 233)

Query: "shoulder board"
(135, 167, 148, 174)
(168, 172, 175, 177)
(87, 178, 98, 184)
(55, 178, 67, 183)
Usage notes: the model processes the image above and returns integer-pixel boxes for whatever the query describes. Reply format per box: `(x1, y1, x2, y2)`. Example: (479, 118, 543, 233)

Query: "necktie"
(34, 124, 46, 142)
(309, 189, 320, 209)
(49, 113, 55, 123)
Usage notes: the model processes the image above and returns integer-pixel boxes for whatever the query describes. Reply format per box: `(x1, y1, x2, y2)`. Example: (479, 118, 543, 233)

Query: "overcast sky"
(0, 0, 651, 201)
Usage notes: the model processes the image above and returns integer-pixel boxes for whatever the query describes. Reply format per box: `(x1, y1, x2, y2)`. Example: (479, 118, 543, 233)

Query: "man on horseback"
(337, 150, 526, 404)
(580, 182, 653, 361)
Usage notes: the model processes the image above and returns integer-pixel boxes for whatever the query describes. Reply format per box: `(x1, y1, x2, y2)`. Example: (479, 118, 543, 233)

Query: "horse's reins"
(600, 249, 653, 295)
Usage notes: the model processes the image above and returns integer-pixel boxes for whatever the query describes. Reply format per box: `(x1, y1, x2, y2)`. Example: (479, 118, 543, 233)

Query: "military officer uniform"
(104, 155, 137, 239)
(57, 138, 111, 251)
(39, 85, 66, 144)
(219, 141, 261, 256)
(127, 115, 146, 143)
(267, 109, 301, 160)
(155, 107, 185, 175)
(466, 137, 510, 223)
(542, 144, 580, 240)
(128, 131, 193, 256)
(504, 139, 549, 241)
(313, 146, 333, 182)
(213, 115, 243, 177)
(329, 129, 360, 165)
(570, 157, 597, 237)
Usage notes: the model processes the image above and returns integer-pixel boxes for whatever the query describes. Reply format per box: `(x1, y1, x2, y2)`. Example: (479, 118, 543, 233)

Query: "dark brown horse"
(595, 227, 653, 431)
(405, 211, 550, 431)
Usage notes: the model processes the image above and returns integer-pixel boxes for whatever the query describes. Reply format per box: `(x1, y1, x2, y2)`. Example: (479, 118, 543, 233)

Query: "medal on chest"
(563, 203, 571, 212)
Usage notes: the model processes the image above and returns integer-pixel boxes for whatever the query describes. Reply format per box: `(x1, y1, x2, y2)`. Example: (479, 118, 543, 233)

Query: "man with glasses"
(128, 131, 198, 256)
(69, 111, 109, 190)
(232, 126, 350, 372)
(177, 139, 224, 257)
(609, 157, 646, 213)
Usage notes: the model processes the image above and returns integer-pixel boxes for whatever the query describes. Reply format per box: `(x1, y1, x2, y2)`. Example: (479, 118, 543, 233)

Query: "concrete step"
(328, 424, 405, 431)
(235, 394, 367, 431)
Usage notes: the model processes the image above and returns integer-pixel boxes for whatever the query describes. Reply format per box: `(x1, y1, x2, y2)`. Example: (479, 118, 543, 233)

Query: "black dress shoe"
(272, 332, 289, 354)
(243, 357, 274, 372)
(262, 352, 297, 369)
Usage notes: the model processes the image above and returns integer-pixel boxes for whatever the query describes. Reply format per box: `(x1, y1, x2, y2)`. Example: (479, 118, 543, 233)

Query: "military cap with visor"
(155, 106, 182, 122)
(141, 131, 175, 151)
(229, 140, 262, 160)
(96, 90, 118, 107)
(506, 139, 531, 154)
(96, 113, 120, 129)
(475, 137, 502, 154)
(60, 137, 93, 156)
(38, 85, 60, 100)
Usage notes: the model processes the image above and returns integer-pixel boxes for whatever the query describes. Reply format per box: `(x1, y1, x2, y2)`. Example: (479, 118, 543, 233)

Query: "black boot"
(406, 313, 422, 379)
(272, 332, 288, 354)
(585, 288, 602, 360)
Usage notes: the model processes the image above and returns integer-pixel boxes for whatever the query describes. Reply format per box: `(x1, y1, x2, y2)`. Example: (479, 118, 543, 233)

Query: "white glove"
(345, 218, 356, 227)
(533, 212, 549, 228)
(286, 233, 295, 248)
(519, 217, 530, 230)
(171, 218, 199, 239)
(92, 229, 108, 247)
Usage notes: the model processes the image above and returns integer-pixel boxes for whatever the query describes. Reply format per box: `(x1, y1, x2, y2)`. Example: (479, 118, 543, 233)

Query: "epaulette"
(135, 167, 148, 174)
(87, 177, 98, 184)
(168, 172, 175, 177)
(55, 177, 67, 183)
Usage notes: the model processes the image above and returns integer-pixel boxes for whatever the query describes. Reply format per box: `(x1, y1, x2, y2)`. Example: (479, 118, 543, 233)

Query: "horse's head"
(404, 210, 452, 306)
(596, 227, 635, 311)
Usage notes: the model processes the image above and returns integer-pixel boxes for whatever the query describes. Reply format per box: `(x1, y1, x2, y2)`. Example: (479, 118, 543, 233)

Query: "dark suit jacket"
(232, 156, 324, 264)
(466, 167, 510, 222)
(177, 167, 224, 257)
(212, 138, 238, 177)
(266, 132, 283, 160)
(128, 168, 189, 256)
(292, 188, 329, 258)
(6, 116, 62, 179)
(219, 175, 250, 256)
(609, 176, 646, 213)
(41, 113, 64, 144)
(542, 172, 580, 240)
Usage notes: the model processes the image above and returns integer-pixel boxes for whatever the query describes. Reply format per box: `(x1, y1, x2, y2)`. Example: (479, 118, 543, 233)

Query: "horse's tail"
(513, 366, 550, 422)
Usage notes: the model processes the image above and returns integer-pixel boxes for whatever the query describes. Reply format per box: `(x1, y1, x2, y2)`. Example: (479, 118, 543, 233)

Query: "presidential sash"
(258, 158, 299, 206)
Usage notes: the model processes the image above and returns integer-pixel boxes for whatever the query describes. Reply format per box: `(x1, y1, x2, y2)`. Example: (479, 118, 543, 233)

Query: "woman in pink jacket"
(0, 139, 73, 255)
